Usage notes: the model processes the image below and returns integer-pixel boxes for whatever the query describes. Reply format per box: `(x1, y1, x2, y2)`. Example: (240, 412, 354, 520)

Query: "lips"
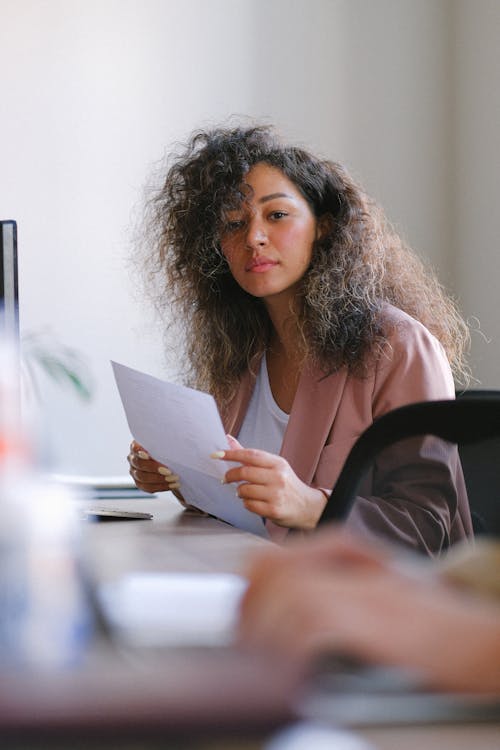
(245, 256, 279, 272)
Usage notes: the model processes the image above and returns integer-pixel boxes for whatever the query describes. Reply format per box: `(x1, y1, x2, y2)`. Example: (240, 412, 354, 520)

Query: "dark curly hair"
(139, 124, 469, 402)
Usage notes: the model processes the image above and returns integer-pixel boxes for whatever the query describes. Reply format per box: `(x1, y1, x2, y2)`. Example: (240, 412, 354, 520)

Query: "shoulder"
(380, 303, 448, 363)
(372, 304, 455, 415)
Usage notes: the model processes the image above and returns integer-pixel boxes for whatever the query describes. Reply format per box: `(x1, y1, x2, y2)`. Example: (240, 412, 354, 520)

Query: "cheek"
(220, 240, 246, 271)
(281, 224, 315, 263)
(220, 242, 233, 264)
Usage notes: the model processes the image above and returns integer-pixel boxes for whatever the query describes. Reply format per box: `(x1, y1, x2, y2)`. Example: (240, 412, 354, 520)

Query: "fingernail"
(165, 474, 179, 483)
(137, 450, 150, 460)
(220, 477, 227, 485)
(168, 481, 181, 490)
(158, 466, 172, 476)
(211, 451, 225, 459)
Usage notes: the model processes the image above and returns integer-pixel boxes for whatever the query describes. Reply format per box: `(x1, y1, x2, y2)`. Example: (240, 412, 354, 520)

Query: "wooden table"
(81, 494, 272, 581)
(1, 491, 498, 749)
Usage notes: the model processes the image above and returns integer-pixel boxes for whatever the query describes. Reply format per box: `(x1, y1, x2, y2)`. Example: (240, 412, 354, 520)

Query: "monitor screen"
(0, 220, 19, 340)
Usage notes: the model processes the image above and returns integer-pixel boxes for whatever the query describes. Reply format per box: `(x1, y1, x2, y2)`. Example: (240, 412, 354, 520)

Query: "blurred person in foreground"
(239, 526, 500, 694)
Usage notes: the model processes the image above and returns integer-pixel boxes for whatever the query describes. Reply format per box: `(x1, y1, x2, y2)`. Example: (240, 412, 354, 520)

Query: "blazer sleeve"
(343, 318, 472, 555)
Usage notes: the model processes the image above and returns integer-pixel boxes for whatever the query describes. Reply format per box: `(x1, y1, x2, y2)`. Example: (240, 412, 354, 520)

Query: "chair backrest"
(455, 390, 500, 534)
(318, 396, 500, 537)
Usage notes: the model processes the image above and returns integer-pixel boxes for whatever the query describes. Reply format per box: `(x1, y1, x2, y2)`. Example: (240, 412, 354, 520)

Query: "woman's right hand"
(128, 440, 182, 495)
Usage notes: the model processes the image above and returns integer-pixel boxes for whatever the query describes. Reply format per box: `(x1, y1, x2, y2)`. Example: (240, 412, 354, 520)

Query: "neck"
(265, 295, 302, 361)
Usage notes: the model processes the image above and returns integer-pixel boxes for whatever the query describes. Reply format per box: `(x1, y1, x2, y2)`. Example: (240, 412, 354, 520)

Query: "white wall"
(1, 0, 498, 476)
(453, 0, 500, 386)
(334, 1, 455, 283)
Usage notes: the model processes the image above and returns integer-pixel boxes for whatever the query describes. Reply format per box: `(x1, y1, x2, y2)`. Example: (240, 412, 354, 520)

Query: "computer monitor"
(0, 220, 19, 340)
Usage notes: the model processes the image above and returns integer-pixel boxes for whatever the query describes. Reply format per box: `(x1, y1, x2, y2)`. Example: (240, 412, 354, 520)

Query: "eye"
(224, 219, 245, 233)
(269, 211, 288, 221)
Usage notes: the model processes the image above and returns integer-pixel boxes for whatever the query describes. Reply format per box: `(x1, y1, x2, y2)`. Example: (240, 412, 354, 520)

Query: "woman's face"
(219, 163, 319, 309)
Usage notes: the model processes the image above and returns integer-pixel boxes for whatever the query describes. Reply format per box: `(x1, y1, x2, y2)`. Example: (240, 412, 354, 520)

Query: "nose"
(245, 216, 267, 249)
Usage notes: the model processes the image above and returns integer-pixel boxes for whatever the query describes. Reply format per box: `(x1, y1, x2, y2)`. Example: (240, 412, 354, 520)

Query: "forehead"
(242, 162, 303, 202)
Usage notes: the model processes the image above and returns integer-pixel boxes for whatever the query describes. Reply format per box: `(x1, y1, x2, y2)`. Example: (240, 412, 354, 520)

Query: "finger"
(129, 470, 164, 494)
(226, 434, 243, 450)
(214, 447, 279, 468)
(233, 484, 279, 519)
(130, 467, 181, 491)
(224, 465, 272, 485)
(129, 467, 165, 490)
(128, 452, 156, 471)
(236, 481, 276, 502)
(130, 440, 149, 456)
(128, 450, 174, 477)
(128, 455, 173, 478)
(128, 444, 155, 467)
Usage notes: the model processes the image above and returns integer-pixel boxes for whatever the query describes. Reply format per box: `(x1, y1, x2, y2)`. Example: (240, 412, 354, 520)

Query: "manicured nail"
(158, 466, 172, 476)
(220, 477, 227, 485)
(211, 450, 225, 459)
(137, 450, 150, 460)
(168, 481, 181, 490)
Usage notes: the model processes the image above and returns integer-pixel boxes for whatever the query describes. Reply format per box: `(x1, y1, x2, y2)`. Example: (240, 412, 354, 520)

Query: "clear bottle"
(0, 329, 92, 670)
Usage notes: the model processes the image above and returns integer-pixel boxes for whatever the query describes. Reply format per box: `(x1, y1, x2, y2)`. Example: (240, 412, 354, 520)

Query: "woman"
(128, 124, 472, 552)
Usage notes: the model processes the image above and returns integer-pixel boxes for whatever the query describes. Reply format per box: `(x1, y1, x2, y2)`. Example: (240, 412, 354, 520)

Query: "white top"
(237, 355, 289, 454)
(237, 355, 288, 453)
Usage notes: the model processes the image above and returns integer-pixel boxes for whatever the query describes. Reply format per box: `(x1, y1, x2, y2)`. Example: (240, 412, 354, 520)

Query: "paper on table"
(111, 361, 268, 537)
(98, 572, 247, 647)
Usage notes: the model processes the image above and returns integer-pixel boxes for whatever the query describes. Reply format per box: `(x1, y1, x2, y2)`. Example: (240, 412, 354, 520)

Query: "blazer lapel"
(219, 354, 262, 437)
(281, 362, 348, 484)
(221, 355, 348, 487)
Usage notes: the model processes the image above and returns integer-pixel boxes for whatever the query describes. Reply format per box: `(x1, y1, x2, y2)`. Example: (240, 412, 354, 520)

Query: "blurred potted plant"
(21, 329, 93, 404)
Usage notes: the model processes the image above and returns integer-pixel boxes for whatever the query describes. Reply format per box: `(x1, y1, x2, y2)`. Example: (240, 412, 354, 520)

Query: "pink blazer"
(219, 306, 473, 554)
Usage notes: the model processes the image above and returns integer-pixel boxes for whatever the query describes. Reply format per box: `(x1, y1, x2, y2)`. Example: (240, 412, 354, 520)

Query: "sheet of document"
(112, 361, 268, 537)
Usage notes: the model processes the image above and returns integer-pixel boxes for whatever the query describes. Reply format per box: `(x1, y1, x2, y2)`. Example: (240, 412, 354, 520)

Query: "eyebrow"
(258, 192, 296, 204)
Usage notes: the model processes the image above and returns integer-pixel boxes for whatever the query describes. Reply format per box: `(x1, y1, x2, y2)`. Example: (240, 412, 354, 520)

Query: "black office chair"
(318, 396, 500, 537)
(455, 390, 500, 534)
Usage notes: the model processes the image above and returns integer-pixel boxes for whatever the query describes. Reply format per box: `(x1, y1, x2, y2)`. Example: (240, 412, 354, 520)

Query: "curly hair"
(139, 124, 470, 401)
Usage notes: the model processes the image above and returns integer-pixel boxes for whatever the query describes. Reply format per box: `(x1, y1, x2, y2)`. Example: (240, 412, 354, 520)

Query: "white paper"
(111, 361, 268, 537)
(98, 572, 247, 647)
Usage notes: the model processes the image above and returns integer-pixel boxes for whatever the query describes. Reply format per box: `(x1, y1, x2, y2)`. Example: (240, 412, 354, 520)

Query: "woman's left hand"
(214, 436, 327, 530)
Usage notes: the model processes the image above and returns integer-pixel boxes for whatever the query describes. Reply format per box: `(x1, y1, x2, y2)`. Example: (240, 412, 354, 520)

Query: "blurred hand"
(239, 527, 391, 660)
(213, 435, 327, 530)
(238, 527, 500, 693)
